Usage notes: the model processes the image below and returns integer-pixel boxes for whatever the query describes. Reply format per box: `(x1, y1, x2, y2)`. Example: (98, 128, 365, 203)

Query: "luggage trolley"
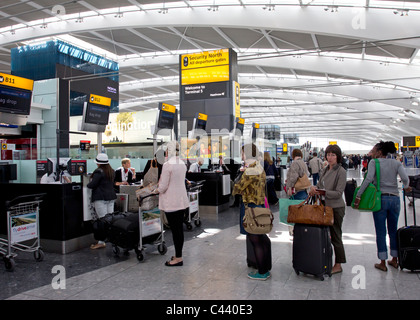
(136, 194, 167, 261)
(0, 194, 46, 271)
(184, 180, 205, 230)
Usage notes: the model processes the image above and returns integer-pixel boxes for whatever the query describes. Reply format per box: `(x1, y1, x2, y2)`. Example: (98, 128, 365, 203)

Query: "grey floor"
(1, 168, 420, 301)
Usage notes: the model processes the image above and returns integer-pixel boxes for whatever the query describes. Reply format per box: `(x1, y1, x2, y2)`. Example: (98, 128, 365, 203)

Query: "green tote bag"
(351, 159, 381, 212)
(279, 197, 304, 226)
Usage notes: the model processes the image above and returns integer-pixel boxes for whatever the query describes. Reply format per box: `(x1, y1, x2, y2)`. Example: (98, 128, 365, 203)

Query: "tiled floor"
(1, 169, 419, 300)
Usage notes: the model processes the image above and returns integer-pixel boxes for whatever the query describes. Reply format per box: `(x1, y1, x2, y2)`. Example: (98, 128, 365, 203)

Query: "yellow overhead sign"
(237, 117, 245, 125)
(283, 143, 288, 152)
(181, 49, 229, 70)
(416, 136, 420, 147)
(197, 113, 208, 121)
(0, 72, 34, 91)
(89, 94, 111, 107)
(181, 49, 230, 86)
(161, 103, 176, 114)
(181, 65, 230, 86)
(329, 141, 337, 145)
(253, 123, 260, 129)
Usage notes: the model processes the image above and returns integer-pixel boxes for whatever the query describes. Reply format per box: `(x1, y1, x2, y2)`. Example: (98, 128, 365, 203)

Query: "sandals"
(387, 260, 399, 269)
(374, 263, 387, 272)
(90, 243, 106, 250)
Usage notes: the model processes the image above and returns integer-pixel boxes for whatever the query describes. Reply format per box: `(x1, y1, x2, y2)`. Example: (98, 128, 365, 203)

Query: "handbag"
(294, 174, 311, 190)
(287, 195, 334, 226)
(136, 182, 159, 211)
(279, 197, 304, 226)
(143, 160, 159, 186)
(243, 205, 274, 235)
(351, 159, 381, 212)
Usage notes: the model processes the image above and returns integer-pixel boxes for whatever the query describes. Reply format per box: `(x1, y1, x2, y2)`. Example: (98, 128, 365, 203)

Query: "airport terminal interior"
(1, 0, 420, 302)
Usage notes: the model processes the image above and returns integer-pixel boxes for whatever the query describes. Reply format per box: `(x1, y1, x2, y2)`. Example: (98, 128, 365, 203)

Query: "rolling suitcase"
(109, 212, 140, 251)
(397, 190, 420, 271)
(92, 212, 127, 241)
(246, 235, 272, 271)
(345, 179, 357, 206)
(292, 223, 332, 280)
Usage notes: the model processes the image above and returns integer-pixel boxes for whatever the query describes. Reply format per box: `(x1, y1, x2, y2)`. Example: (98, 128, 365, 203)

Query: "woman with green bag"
(354, 141, 411, 272)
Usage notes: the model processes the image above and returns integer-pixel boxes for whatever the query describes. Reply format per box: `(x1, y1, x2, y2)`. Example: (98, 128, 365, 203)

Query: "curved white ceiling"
(0, 0, 419, 146)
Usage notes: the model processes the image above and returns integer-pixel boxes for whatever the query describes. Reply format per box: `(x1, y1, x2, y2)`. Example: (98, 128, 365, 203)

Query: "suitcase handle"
(403, 189, 417, 226)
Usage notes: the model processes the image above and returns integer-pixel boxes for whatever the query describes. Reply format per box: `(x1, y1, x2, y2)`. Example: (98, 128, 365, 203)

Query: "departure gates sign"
(181, 49, 230, 85)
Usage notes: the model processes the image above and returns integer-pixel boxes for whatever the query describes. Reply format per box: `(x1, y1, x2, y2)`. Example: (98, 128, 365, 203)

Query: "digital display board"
(0, 73, 34, 116)
(157, 103, 176, 130)
(85, 103, 110, 125)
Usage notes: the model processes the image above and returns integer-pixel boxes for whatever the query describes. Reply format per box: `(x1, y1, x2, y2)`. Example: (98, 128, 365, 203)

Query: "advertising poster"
(142, 208, 161, 237)
(10, 212, 37, 244)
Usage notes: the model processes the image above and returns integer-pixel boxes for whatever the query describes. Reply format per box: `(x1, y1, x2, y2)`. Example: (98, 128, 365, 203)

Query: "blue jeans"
(312, 173, 319, 186)
(291, 190, 308, 201)
(372, 195, 400, 260)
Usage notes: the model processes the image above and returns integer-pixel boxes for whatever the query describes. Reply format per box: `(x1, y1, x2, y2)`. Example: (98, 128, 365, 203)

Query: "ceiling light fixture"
(393, 9, 409, 16)
(324, 5, 338, 12)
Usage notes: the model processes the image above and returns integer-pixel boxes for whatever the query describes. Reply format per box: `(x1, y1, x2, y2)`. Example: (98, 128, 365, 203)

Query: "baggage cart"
(184, 180, 205, 230)
(135, 194, 167, 261)
(0, 193, 46, 271)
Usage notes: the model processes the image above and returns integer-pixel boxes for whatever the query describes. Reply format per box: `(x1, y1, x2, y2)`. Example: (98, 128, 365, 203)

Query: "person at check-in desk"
(114, 158, 136, 187)
(188, 157, 204, 173)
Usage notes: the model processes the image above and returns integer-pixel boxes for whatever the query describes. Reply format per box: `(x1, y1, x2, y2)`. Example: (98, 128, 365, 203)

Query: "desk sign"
(89, 94, 111, 107)
(161, 103, 176, 114)
(0, 72, 34, 91)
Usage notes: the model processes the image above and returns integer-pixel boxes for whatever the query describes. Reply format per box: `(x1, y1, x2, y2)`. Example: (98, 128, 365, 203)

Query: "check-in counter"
(0, 182, 93, 254)
(186, 171, 231, 214)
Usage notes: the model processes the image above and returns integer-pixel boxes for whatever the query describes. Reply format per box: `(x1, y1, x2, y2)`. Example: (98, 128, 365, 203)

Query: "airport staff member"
(114, 158, 136, 187)
(189, 157, 204, 173)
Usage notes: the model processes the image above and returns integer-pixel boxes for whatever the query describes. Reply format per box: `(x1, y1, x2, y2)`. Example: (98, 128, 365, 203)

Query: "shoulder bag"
(351, 159, 381, 212)
(243, 204, 274, 234)
(294, 173, 311, 190)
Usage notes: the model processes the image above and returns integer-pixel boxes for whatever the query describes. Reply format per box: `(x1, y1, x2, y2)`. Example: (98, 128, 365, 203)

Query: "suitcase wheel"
(194, 219, 202, 227)
(112, 245, 120, 256)
(294, 269, 300, 276)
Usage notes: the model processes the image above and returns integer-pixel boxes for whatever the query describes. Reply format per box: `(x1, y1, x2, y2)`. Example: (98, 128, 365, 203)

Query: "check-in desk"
(186, 171, 231, 214)
(0, 183, 93, 254)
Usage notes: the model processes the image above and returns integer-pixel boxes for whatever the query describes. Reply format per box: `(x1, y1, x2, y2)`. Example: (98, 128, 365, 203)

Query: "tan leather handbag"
(294, 174, 311, 190)
(287, 196, 334, 226)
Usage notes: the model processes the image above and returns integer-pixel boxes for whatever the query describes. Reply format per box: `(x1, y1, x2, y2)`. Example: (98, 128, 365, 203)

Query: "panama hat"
(95, 153, 109, 164)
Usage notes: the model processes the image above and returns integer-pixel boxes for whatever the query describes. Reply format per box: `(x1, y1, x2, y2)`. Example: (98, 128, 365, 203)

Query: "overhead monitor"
(0, 73, 34, 126)
(194, 113, 208, 131)
(234, 117, 244, 136)
(79, 94, 111, 132)
(252, 122, 260, 139)
(156, 102, 176, 131)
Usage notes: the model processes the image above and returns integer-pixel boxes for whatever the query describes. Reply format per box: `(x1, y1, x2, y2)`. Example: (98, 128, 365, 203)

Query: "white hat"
(95, 153, 109, 164)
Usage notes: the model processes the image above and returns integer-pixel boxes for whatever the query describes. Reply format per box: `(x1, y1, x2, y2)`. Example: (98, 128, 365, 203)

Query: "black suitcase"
(92, 212, 127, 241)
(108, 212, 140, 251)
(246, 235, 272, 271)
(344, 179, 357, 206)
(292, 223, 332, 281)
(397, 190, 420, 271)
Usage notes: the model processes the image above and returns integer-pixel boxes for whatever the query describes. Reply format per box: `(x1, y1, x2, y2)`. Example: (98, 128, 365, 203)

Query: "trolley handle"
(5, 193, 46, 210)
(138, 193, 158, 203)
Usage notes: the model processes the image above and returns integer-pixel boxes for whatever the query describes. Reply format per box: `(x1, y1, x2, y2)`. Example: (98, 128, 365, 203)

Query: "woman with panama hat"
(88, 153, 117, 249)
